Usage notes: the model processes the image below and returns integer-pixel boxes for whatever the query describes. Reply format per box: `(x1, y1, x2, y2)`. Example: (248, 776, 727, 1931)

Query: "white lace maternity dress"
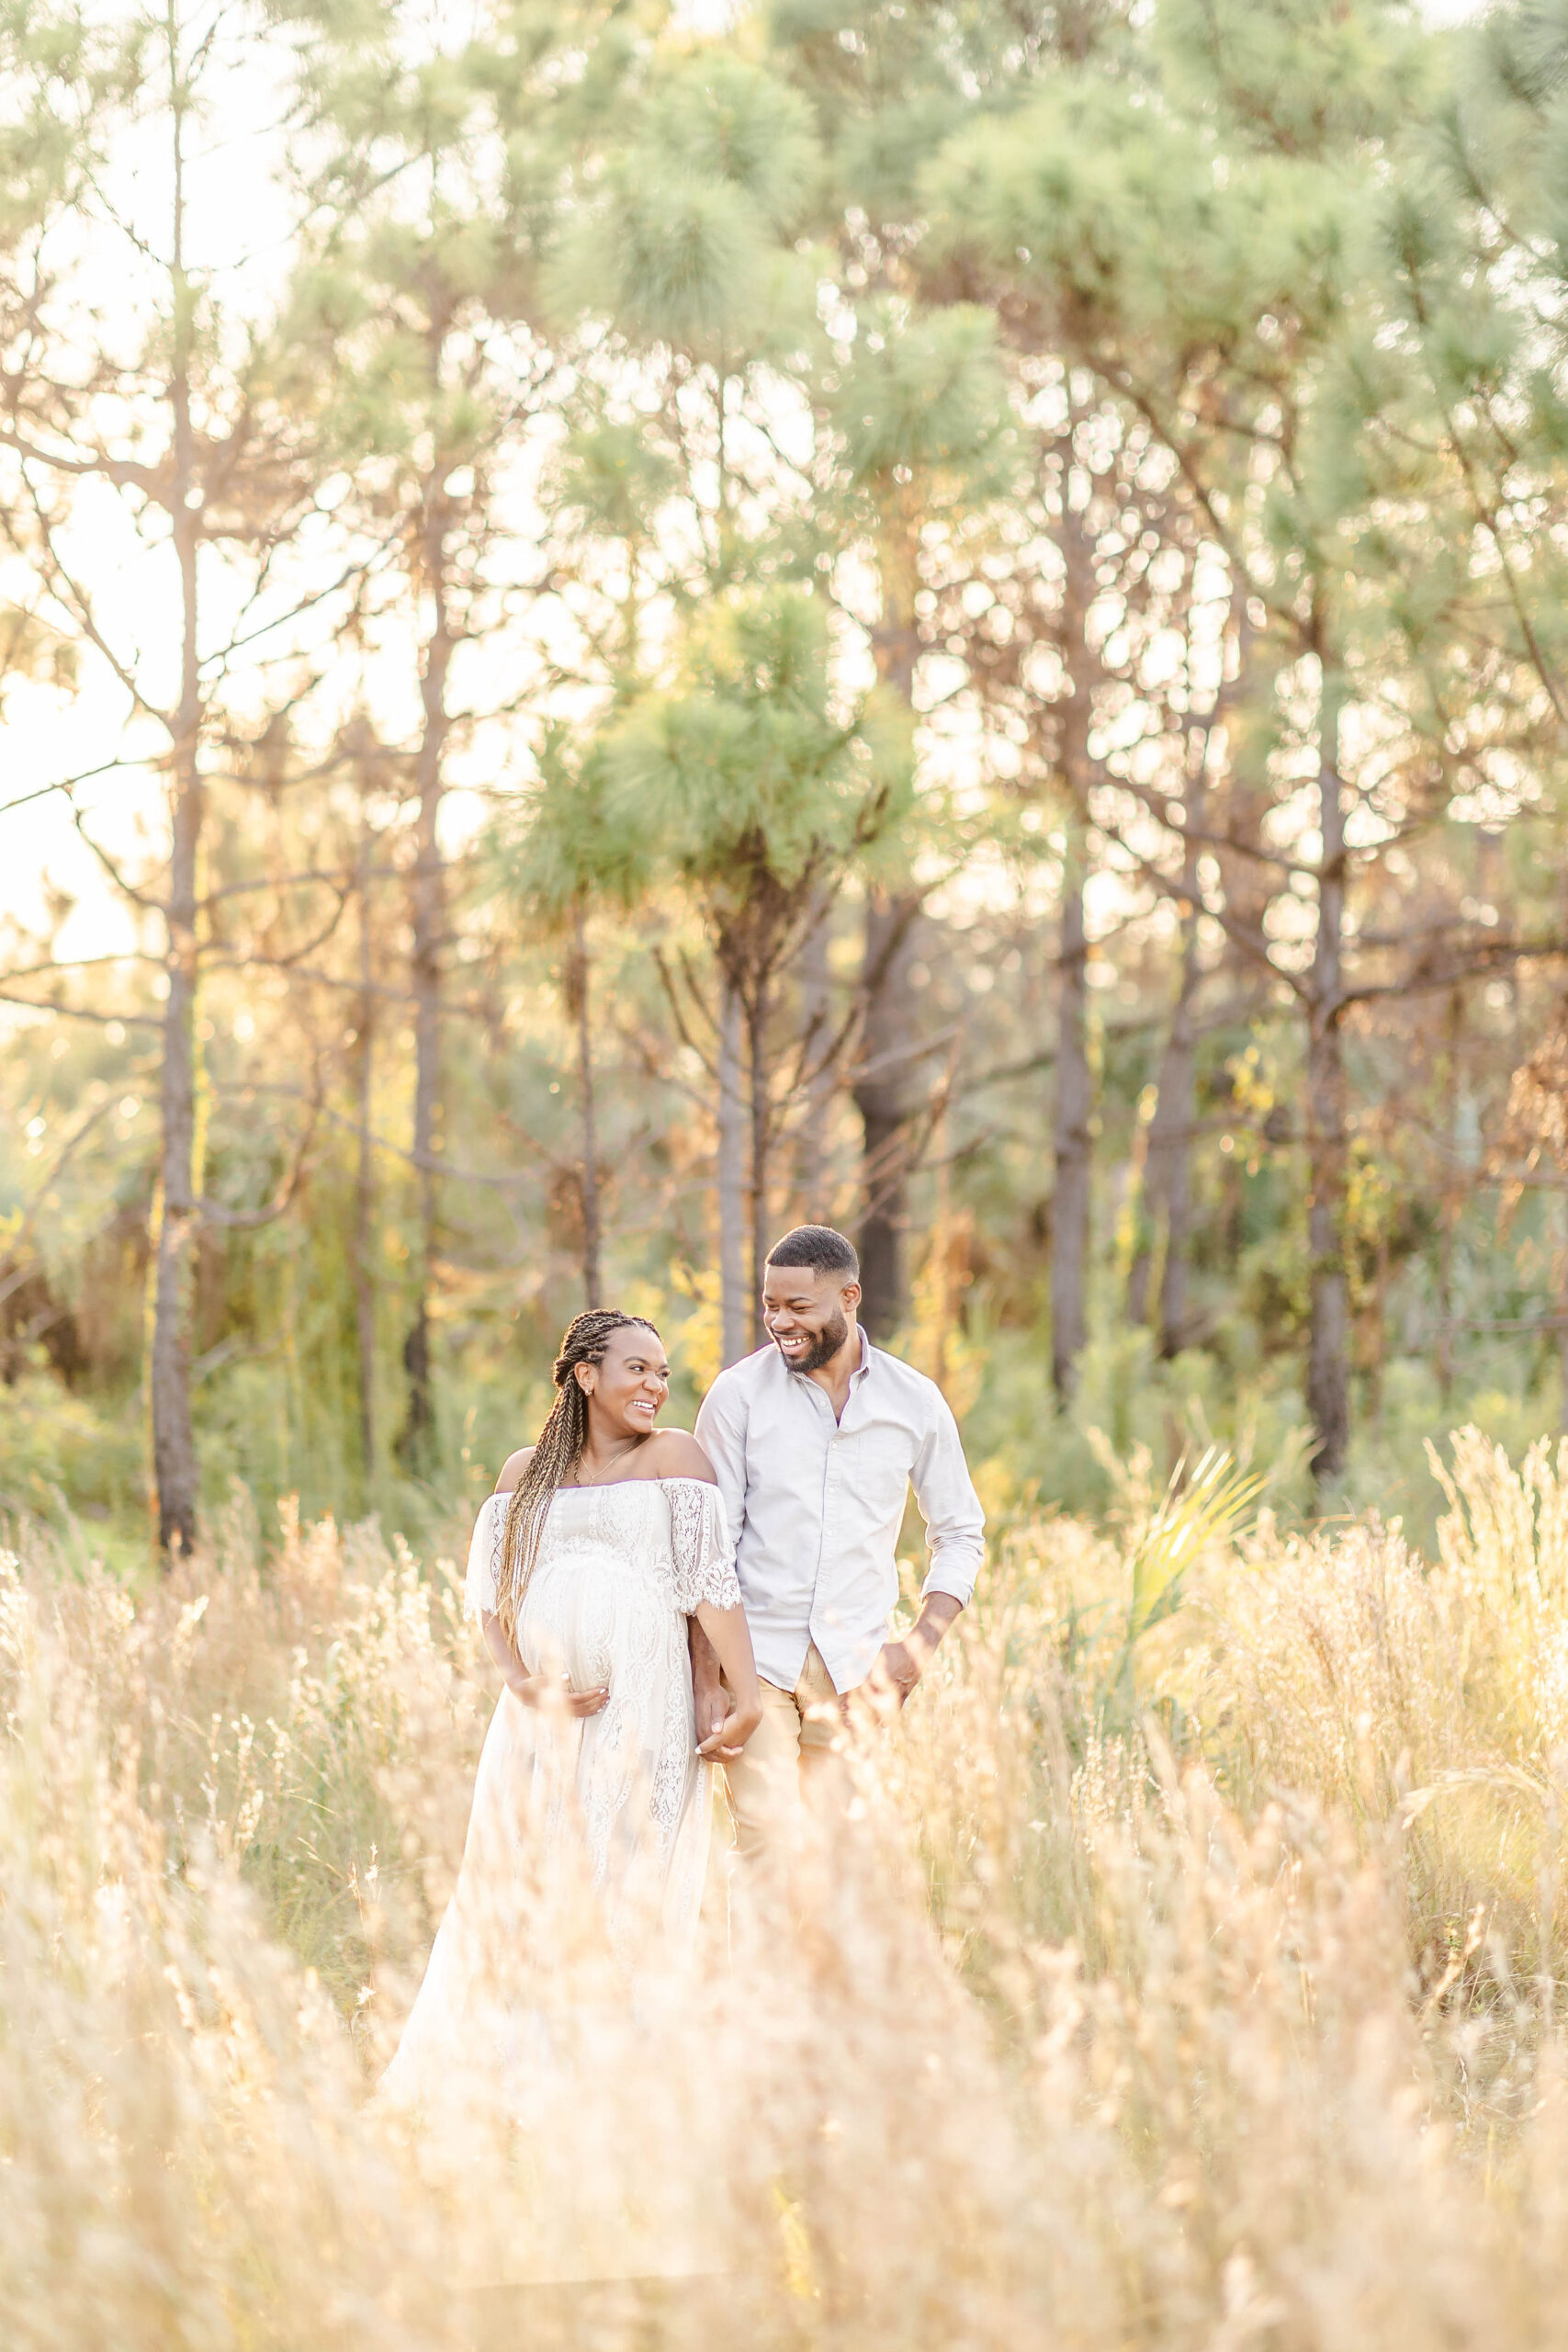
(379, 1475, 739, 2114)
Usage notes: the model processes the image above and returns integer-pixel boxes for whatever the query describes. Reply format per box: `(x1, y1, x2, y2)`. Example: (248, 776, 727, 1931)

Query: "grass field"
(6, 1429, 1568, 2348)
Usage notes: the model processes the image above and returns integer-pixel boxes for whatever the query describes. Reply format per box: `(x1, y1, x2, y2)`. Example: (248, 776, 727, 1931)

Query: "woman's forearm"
(689, 1612, 724, 1695)
(694, 1600, 760, 1710)
(482, 1611, 530, 1699)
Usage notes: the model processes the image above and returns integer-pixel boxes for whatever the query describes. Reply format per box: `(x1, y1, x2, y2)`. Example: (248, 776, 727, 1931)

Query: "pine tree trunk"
(1051, 814, 1091, 1402)
(1050, 507, 1097, 1403)
(150, 98, 202, 1560)
(1145, 607, 1257, 1360)
(399, 461, 453, 1475)
(401, 761, 444, 1472)
(152, 749, 201, 1557)
(1436, 1206, 1455, 1409)
(1149, 798, 1203, 1360)
(748, 988, 772, 1345)
(567, 897, 602, 1309)
(1156, 1015, 1196, 1361)
(1305, 669, 1349, 1483)
(1436, 989, 1461, 1406)
(793, 900, 833, 1216)
(853, 890, 921, 1339)
(352, 811, 377, 1494)
(717, 972, 748, 1363)
(1126, 1154, 1154, 1332)
(856, 503, 923, 1340)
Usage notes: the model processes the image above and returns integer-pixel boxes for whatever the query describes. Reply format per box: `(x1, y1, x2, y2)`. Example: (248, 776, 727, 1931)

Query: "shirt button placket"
(807, 1385, 835, 1673)
(809, 1393, 845, 1679)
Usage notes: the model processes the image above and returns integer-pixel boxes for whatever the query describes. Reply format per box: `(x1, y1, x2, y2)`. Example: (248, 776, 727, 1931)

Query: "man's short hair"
(765, 1225, 860, 1283)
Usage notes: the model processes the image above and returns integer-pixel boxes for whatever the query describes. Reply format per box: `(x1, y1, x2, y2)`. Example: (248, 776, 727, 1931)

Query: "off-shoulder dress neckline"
(563, 1473, 716, 1491)
(486, 1475, 719, 1503)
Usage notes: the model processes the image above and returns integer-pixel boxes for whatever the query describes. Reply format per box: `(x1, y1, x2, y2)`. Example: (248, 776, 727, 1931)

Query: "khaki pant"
(723, 1642, 852, 1863)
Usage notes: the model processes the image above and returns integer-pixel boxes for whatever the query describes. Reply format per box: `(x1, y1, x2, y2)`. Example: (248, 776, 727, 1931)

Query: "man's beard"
(776, 1309, 848, 1374)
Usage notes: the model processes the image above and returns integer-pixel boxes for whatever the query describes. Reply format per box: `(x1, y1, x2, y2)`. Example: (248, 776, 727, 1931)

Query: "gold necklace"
(573, 1439, 642, 1489)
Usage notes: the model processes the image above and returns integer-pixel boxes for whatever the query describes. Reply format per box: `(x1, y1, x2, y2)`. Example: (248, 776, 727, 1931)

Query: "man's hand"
(866, 1593, 963, 1718)
(868, 1636, 921, 1715)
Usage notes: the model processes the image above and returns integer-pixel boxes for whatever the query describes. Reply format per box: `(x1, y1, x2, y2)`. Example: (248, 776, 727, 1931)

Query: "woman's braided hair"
(494, 1307, 660, 1642)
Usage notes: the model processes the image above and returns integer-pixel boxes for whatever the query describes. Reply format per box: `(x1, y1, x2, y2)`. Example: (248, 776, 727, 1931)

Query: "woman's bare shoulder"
(494, 1446, 535, 1495)
(646, 1428, 716, 1484)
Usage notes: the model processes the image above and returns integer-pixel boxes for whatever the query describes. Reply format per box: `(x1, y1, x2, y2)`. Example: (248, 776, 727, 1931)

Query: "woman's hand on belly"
(482, 1611, 608, 1715)
(515, 1672, 610, 1718)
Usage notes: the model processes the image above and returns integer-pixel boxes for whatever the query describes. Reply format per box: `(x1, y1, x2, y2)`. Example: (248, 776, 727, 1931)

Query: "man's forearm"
(869, 1590, 963, 1713)
(909, 1590, 963, 1660)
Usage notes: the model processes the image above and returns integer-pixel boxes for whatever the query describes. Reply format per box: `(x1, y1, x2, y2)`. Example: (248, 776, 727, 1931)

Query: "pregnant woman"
(379, 1307, 762, 2113)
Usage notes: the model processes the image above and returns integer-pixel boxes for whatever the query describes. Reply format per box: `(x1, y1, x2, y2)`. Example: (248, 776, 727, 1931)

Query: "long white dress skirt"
(378, 1476, 739, 2120)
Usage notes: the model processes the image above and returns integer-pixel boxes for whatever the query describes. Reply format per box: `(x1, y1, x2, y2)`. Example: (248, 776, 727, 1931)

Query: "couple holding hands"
(382, 1223, 984, 2102)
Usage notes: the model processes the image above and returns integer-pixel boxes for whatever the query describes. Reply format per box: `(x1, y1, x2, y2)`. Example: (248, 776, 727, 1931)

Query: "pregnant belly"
(518, 1553, 671, 1691)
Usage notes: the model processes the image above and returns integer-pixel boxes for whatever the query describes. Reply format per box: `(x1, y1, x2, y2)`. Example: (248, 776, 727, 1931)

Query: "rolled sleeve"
(912, 1396, 986, 1609)
(694, 1371, 749, 1575)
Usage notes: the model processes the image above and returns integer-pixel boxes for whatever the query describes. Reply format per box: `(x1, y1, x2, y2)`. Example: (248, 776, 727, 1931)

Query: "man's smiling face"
(761, 1261, 861, 1374)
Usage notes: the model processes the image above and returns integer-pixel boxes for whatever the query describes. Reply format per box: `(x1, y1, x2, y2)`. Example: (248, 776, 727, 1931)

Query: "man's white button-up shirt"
(693, 1329, 986, 1694)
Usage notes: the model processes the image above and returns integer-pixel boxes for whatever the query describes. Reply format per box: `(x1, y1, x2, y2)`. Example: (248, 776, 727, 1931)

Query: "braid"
(494, 1307, 660, 1643)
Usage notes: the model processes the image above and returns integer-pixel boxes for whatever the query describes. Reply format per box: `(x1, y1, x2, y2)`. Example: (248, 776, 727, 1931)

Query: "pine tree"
(283, 0, 637, 1468)
(496, 721, 652, 1311)
(0, 0, 353, 1552)
(926, 0, 1454, 1477)
(545, 46, 832, 1357)
(604, 584, 908, 1352)
(818, 303, 1013, 1337)
(768, 0, 1130, 1361)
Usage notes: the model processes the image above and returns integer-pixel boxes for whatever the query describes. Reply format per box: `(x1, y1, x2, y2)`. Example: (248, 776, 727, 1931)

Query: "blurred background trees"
(3, 0, 1567, 1559)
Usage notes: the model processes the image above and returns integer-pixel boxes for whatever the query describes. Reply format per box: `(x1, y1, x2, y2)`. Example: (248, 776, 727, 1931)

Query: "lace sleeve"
(663, 1478, 741, 1614)
(463, 1494, 507, 1623)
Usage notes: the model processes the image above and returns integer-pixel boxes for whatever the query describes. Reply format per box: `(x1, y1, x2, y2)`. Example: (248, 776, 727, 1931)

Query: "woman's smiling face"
(577, 1324, 671, 1441)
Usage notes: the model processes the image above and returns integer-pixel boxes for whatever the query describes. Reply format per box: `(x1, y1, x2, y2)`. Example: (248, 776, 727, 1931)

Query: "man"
(691, 1223, 985, 1860)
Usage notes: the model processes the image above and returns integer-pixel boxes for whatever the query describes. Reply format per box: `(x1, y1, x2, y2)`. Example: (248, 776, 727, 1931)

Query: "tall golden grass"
(7, 1428, 1568, 2346)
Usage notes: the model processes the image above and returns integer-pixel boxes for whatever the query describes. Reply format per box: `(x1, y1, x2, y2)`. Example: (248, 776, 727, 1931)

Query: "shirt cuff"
(921, 1551, 979, 1610)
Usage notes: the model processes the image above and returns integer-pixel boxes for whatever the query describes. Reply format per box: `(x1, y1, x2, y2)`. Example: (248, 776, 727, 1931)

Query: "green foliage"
(548, 418, 680, 551)
(1101, 1445, 1268, 1724)
(828, 300, 1012, 492)
(0, 1375, 143, 1530)
(600, 583, 912, 963)
(1154, 0, 1434, 156)
(547, 55, 823, 365)
(498, 727, 653, 921)
(6, 0, 1568, 1569)
(640, 51, 822, 231)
